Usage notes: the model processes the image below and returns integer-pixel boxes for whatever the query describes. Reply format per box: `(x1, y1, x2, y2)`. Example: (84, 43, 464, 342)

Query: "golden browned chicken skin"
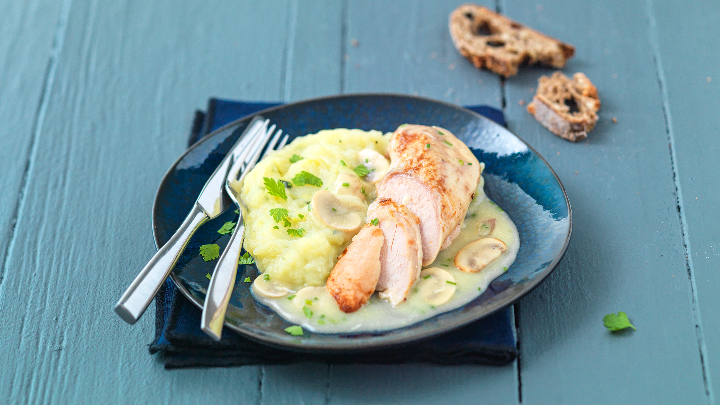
(325, 224, 384, 313)
(376, 125, 481, 265)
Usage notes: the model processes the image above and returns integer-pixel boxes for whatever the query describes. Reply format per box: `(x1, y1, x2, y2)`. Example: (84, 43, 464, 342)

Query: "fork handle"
(115, 205, 208, 324)
(201, 221, 246, 341)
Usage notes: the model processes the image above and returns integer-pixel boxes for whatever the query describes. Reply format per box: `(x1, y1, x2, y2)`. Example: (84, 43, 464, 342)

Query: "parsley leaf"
(303, 306, 314, 318)
(437, 130, 445, 135)
(264, 177, 287, 200)
(423, 275, 432, 280)
(244, 277, 251, 283)
(263, 274, 270, 281)
(206, 273, 211, 280)
(425, 144, 431, 149)
(292, 171, 323, 187)
(199, 244, 220, 261)
(340, 160, 347, 166)
(353, 164, 374, 177)
(217, 221, 236, 235)
(443, 140, 453, 147)
(269, 208, 289, 223)
(285, 325, 303, 336)
(287, 228, 305, 237)
(603, 312, 636, 331)
(370, 218, 379, 226)
(287, 294, 296, 300)
(238, 252, 255, 265)
(289, 154, 304, 163)
(342, 183, 350, 187)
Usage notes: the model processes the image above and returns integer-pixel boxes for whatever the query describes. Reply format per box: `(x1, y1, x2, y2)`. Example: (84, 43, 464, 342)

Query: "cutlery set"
(115, 116, 286, 339)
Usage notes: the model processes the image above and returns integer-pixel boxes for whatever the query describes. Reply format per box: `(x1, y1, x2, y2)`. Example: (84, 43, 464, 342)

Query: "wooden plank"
(0, 0, 66, 290)
(499, 0, 709, 403)
(259, 1, 342, 404)
(649, 0, 719, 399)
(0, 0, 299, 403)
(327, 1, 519, 404)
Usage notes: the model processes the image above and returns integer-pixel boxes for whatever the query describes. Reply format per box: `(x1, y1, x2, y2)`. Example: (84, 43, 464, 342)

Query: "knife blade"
(114, 116, 268, 325)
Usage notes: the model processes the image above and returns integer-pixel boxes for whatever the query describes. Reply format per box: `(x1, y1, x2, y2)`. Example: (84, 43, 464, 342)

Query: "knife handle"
(115, 205, 208, 324)
(201, 220, 246, 341)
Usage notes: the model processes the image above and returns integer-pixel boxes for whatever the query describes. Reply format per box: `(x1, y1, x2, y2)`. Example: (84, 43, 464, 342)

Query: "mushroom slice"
(251, 275, 292, 298)
(358, 148, 390, 183)
(416, 267, 456, 306)
(333, 172, 364, 200)
(454, 237, 507, 273)
(312, 190, 363, 232)
(291, 286, 344, 319)
(477, 218, 496, 236)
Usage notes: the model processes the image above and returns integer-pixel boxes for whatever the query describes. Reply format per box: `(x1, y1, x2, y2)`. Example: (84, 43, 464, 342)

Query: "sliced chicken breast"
(367, 198, 423, 306)
(375, 125, 481, 265)
(326, 224, 384, 313)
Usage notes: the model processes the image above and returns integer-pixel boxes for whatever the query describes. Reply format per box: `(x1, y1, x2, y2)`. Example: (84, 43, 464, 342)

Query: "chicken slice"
(376, 125, 481, 265)
(326, 224, 384, 313)
(367, 198, 423, 306)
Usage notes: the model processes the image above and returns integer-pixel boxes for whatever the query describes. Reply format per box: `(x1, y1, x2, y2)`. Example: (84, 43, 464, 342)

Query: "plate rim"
(152, 92, 573, 352)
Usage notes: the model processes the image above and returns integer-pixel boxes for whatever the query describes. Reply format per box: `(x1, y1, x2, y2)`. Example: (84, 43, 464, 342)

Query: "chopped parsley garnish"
(289, 154, 304, 163)
(273, 225, 279, 229)
(244, 277, 251, 283)
(270, 208, 289, 223)
(287, 294, 296, 300)
(361, 187, 366, 196)
(305, 299, 313, 306)
(503, 266, 508, 271)
(217, 221, 236, 235)
(234, 209, 239, 214)
(199, 244, 220, 261)
(284, 325, 303, 336)
(263, 177, 287, 200)
(342, 183, 350, 187)
(370, 218, 379, 226)
(425, 144, 431, 149)
(303, 306, 314, 318)
(423, 275, 432, 280)
(340, 160, 347, 166)
(263, 274, 270, 281)
(437, 130, 445, 135)
(365, 158, 369, 163)
(468, 162, 472, 165)
(283, 218, 292, 227)
(298, 214, 304, 219)
(458, 159, 464, 165)
(292, 171, 323, 187)
(440, 264, 449, 267)
(443, 140, 453, 147)
(446, 281, 457, 285)
(206, 273, 211, 280)
(353, 164, 374, 177)
(603, 312, 636, 331)
(238, 252, 255, 265)
(332, 208, 337, 212)
(287, 228, 305, 237)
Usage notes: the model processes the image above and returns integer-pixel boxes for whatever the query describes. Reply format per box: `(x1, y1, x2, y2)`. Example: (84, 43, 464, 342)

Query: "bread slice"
(527, 72, 601, 142)
(449, 4, 574, 77)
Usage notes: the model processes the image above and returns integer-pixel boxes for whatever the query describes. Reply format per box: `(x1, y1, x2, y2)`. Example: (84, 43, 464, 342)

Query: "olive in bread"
(449, 4, 575, 77)
(527, 72, 601, 142)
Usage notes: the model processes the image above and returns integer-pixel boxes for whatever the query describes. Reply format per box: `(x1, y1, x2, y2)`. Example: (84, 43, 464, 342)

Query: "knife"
(114, 116, 269, 325)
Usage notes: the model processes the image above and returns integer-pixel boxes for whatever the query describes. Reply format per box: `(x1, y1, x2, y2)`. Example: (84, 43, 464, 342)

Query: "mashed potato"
(239, 129, 390, 288)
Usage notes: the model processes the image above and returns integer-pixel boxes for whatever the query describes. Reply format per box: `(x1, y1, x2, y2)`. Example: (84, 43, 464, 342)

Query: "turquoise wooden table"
(1, 0, 717, 403)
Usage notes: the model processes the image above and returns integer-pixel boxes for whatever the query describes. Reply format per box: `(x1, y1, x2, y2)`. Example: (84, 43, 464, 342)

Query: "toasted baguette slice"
(449, 4, 574, 77)
(527, 72, 601, 142)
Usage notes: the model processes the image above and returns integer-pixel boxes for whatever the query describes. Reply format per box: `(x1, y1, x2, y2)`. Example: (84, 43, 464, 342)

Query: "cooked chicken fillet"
(326, 224, 384, 313)
(376, 125, 481, 265)
(367, 198, 423, 306)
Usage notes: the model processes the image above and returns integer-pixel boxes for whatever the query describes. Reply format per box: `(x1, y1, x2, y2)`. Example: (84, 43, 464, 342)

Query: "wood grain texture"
(649, 0, 719, 400)
(0, 0, 294, 403)
(0, 0, 66, 288)
(500, 0, 709, 403)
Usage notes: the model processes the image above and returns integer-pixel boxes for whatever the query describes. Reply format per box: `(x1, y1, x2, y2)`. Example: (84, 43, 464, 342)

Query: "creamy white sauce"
(251, 175, 520, 333)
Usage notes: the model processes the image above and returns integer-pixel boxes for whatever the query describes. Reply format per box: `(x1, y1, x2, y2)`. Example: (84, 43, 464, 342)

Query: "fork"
(201, 124, 288, 340)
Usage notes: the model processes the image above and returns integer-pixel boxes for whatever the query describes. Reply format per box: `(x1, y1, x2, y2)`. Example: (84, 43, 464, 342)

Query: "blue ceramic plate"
(153, 94, 571, 352)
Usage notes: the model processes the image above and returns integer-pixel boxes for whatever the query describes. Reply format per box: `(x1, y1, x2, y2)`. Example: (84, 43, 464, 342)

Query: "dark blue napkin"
(149, 98, 516, 368)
